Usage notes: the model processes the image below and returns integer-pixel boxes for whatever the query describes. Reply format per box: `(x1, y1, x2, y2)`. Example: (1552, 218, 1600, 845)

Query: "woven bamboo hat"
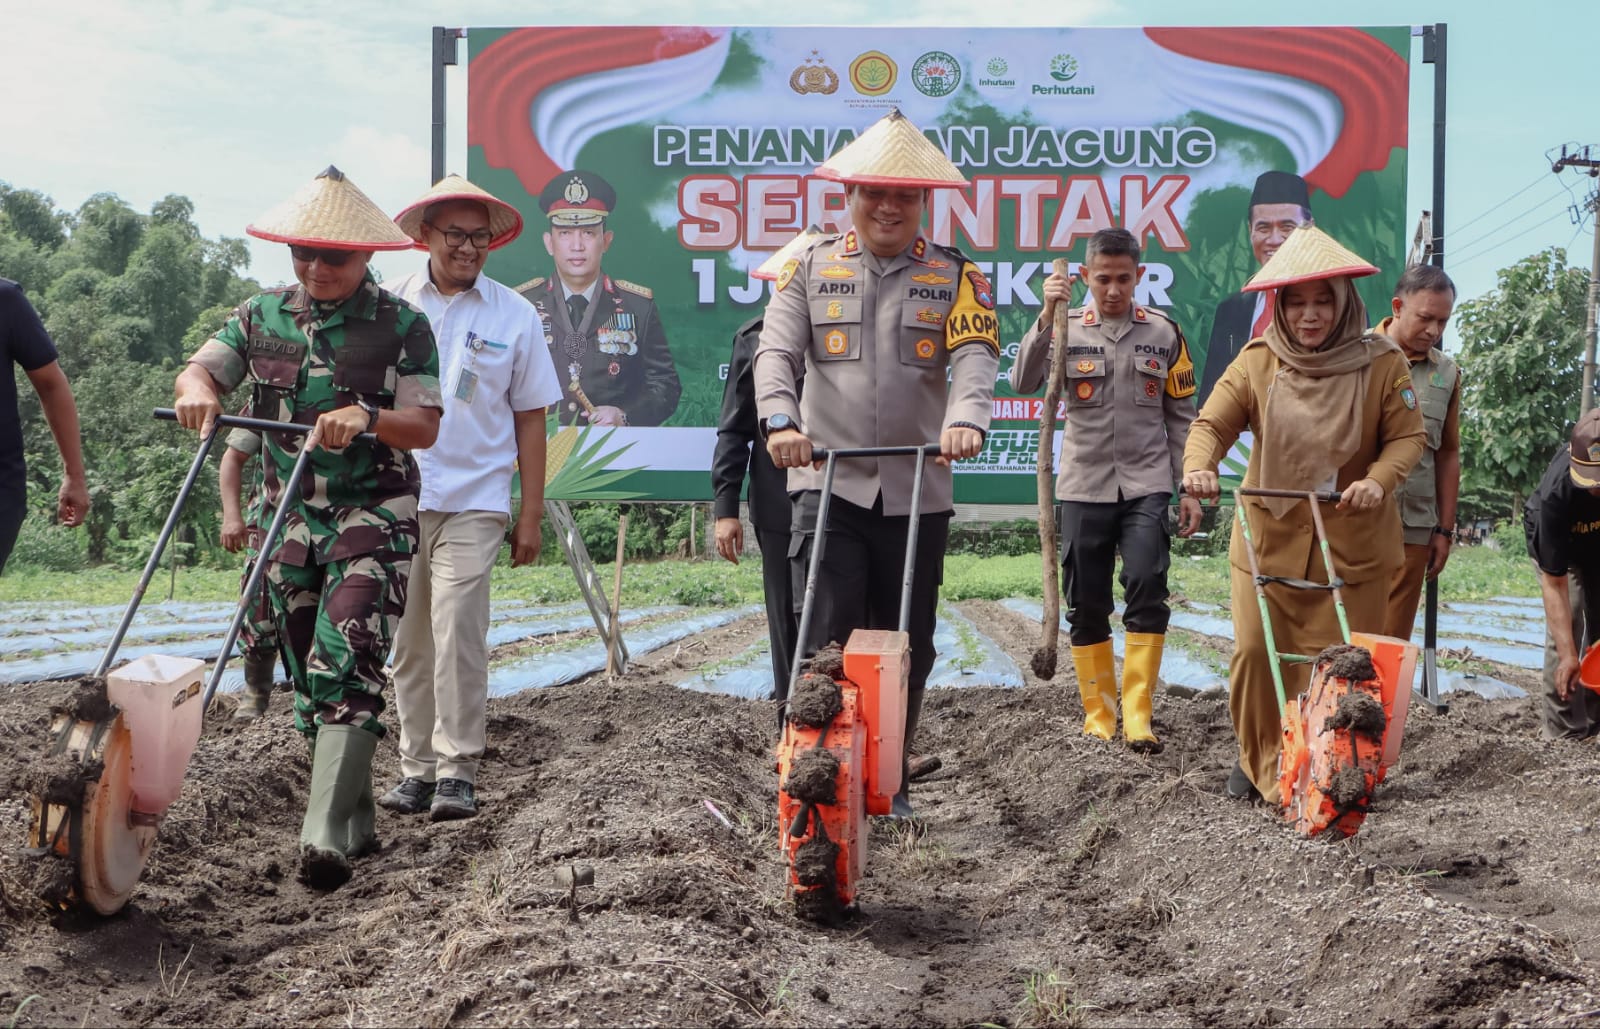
(1244, 224, 1378, 292)
(394, 174, 523, 251)
(753, 225, 830, 280)
(816, 109, 967, 188)
(247, 166, 415, 250)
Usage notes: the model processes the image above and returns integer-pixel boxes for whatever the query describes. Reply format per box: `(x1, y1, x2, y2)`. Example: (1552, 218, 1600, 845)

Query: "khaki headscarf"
(1255, 276, 1401, 516)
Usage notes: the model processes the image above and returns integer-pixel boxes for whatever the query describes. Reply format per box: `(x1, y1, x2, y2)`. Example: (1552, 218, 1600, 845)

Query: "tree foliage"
(1455, 246, 1590, 521)
(2, 180, 261, 568)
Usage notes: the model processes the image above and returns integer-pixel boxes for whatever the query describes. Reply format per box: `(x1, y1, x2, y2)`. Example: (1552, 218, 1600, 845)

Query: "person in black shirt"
(1523, 408, 1600, 738)
(1, 279, 88, 574)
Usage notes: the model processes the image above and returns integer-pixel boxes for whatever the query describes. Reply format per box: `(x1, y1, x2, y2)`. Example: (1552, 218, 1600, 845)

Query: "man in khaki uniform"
(1011, 228, 1202, 752)
(756, 109, 999, 818)
(1376, 265, 1461, 639)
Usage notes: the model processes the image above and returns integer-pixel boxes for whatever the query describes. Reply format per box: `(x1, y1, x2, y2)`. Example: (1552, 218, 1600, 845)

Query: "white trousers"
(391, 509, 507, 783)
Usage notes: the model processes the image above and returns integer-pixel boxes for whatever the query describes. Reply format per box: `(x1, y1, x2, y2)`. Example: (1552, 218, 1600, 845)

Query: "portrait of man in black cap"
(516, 169, 681, 427)
(1195, 170, 1313, 406)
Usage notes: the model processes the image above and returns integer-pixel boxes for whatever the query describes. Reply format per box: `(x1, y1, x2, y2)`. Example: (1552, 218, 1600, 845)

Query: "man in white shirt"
(381, 175, 563, 821)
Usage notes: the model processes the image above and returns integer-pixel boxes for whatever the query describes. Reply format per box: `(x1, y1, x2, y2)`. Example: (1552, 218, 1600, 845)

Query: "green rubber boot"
(298, 725, 379, 890)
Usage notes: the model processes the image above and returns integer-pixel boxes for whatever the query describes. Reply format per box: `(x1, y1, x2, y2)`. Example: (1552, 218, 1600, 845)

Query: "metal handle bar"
(153, 407, 376, 442)
(808, 443, 944, 461)
(1237, 487, 1344, 505)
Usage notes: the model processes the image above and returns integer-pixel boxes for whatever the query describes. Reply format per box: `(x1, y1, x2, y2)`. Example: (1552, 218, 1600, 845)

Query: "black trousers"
(0, 486, 26, 576)
(788, 491, 949, 693)
(1060, 493, 1172, 647)
(756, 526, 798, 701)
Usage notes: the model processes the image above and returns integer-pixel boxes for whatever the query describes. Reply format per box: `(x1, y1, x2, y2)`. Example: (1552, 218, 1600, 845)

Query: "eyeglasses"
(289, 246, 358, 266)
(426, 223, 494, 249)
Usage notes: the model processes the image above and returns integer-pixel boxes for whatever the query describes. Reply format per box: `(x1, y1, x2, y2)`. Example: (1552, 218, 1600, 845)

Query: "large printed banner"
(467, 26, 1410, 502)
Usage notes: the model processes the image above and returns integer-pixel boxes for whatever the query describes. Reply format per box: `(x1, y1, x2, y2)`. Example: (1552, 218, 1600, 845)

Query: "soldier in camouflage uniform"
(517, 170, 681, 427)
(174, 167, 442, 890)
(218, 424, 280, 721)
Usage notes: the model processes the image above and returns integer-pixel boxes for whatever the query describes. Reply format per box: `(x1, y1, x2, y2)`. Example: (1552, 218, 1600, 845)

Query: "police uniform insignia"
(1076, 360, 1096, 374)
(820, 265, 855, 279)
(1076, 381, 1095, 400)
(921, 259, 951, 269)
(563, 177, 591, 205)
(1134, 307, 1148, 322)
(825, 329, 848, 354)
(1165, 336, 1197, 399)
(608, 361, 621, 376)
(912, 237, 926, 260)
(912, 272, 952, 285)
(826, 300, 843, 319)
(843, 230, 859, 252)
(1144, 358, 1161, 371)
(1082, 309, 1097, 326)
(1144, 380, 1159, 399)
(776, 258, 799, 292)
(916, 308, 944, 325)
(615, 278, 652, 298)
(965, 269, 995, 310)
(916, 338, 936, 359)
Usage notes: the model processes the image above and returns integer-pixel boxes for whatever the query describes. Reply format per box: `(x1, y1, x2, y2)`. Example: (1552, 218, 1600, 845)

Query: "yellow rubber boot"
(1071, 641, 1118, 740)
(1122, 632, 1165, 754)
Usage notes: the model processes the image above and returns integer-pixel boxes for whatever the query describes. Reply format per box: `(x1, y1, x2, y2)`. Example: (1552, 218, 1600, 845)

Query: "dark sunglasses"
(289, 246, 358, 266)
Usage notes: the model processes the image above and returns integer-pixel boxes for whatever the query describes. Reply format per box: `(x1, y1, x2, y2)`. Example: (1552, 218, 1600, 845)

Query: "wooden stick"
(1030, 257, 1074, 680)
(606, 512, 628, 675)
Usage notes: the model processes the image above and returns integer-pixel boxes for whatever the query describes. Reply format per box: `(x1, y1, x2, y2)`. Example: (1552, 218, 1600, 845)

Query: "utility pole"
(1551, 145, 1600, 413)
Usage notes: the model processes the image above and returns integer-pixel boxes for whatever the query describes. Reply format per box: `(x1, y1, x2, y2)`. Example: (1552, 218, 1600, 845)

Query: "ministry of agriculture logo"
(912, 51, 961, 97)
(849, 51, 897, 96)
(1049, 54, 1079, 81)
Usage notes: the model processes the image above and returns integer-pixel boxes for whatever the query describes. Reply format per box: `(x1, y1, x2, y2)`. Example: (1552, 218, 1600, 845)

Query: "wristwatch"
(1432, 525, 1455, 543)
(357, 399, 380, 433)
(762, 413, 796, 437)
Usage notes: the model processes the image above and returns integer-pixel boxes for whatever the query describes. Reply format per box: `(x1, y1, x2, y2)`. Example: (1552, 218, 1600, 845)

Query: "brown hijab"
(1256, 276, 1401, 516)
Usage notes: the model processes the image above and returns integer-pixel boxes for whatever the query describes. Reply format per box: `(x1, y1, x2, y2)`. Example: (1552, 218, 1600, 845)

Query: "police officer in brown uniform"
(755, 110, 998, 819)
(1376, 264, 1461, 639)
(1012, 228, 1202, 752)
(517, 170, 681, 427)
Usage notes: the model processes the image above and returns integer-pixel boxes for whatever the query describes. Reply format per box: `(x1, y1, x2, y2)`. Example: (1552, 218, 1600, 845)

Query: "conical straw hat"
(247, 166, 415, 250)
(1244, 224, 1378, 292)
(815, 109, 967, 188)
(753, 225, 831, 280)
(394, 174, 523, 250)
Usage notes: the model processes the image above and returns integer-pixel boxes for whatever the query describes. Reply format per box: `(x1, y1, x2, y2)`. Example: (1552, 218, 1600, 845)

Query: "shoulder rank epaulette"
(614, 278, 653, 299)
(512, 276, 546, 293)
(1135, 305, 1174, 324)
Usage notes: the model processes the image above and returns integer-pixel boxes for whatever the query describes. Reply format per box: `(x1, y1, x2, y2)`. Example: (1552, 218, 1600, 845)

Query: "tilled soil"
(1, 600, 1599, 1028)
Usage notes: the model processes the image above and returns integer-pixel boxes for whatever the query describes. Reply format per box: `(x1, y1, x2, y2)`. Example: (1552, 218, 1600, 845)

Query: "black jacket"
(711, 317, 798, 531)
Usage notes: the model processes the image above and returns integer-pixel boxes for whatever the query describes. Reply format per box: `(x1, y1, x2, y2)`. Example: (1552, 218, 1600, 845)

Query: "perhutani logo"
(1035, 52, 1095, 96)
(979, 56, 1015, 88)
(911, 50, 961, 97)
(849, 51, 897, 96)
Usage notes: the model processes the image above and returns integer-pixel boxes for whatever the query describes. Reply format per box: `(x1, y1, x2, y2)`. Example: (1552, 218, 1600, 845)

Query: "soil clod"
(1325, 691, 1388, 738)
(784, 746, 840, 805)
(804, 643, 846, 681)
(789, 673, 843, 728)
(1318, 644, 1377, 683)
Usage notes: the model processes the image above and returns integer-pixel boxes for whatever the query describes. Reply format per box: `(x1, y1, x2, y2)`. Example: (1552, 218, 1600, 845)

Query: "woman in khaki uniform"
(1182, 227, 1425, 803)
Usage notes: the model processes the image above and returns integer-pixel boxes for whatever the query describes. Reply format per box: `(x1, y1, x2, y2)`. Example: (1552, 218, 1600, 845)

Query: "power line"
(1451, 206, 1570, 267)
(1444, 170, 1552, 238)
(1448, 186, 1571, 256)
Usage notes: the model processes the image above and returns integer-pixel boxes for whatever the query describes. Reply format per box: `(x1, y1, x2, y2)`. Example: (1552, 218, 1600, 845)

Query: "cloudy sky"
(2, 0, 1595, 316)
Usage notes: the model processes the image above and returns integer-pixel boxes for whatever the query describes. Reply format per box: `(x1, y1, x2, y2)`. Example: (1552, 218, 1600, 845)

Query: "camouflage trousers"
(267, 551, 411, 739)
(236, 546, 280, 661)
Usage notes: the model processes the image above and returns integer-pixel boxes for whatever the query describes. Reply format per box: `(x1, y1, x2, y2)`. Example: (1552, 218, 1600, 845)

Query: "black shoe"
(378, 777, 435, 815)
(1225, 761, 1262, 802)
(430, 778, 478, 822)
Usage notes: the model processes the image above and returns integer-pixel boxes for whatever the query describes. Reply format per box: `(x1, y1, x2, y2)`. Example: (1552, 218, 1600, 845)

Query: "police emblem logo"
(1144, 358, 1161, 371)
(827, 300, 844, 319)
(789, 50, 839, 95)
(1134, 307, 1148, 322)
(608, 361, 621, 376)
(776, 258, 800, 292)
(916, 308, 944, 325)
(912, 272, 953, 285)
(966, 269, 995, 310)
(916, 338, 936, 359)
(825, 329, 848, 355)
(563, 177, 590, 205)
(1144, 380, 1159, 399)
(820, 265, 855, 280)
(1076, 360, 1096, 373)
(1076, 381, 1094, 400)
